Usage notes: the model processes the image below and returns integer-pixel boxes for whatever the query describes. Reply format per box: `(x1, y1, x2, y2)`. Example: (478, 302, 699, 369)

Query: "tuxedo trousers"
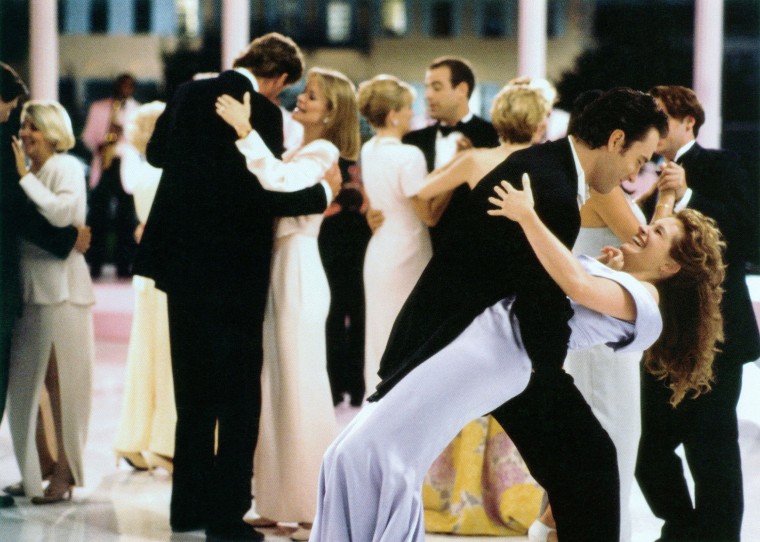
(166, 293, 263, 532)
(636, 357, 743, 542)
(491, 368, 621, 542)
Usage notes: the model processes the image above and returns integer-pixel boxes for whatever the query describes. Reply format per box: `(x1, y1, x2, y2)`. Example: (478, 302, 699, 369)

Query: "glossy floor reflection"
(1, 275, 760, 541)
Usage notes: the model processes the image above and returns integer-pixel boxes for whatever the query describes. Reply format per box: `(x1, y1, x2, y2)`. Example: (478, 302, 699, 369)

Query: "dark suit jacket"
(370, 138, 581, 400)
(402, 115, 500, 173)
(642, 143, 760, 363)
(133, 70, 327, 312)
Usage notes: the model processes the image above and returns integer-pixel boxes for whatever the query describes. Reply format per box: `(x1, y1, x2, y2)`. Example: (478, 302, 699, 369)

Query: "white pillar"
(30, 0, 59, 100)
(693, 0, 723, 148)
(221, 0, 250, 71)
(517, 0, 547, 78)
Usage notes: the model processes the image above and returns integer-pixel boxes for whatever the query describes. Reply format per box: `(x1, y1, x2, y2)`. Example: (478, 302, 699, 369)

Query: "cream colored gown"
(113, 148, 176, 459)
(235, 132, 338, 522)
(7, 153, 95, 497)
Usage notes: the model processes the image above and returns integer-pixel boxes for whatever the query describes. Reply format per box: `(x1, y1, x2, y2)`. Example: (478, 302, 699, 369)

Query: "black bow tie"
(438, 122, 464, 137)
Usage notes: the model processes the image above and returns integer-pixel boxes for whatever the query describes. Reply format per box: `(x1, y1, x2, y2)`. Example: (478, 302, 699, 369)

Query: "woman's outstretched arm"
(488, 174, 656, 320)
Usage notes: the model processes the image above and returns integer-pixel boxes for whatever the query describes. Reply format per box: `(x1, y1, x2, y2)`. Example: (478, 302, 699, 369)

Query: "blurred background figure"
(113, 100, 175, 474)
(82, 73, 140, 279)
(318, 161, 371, 407)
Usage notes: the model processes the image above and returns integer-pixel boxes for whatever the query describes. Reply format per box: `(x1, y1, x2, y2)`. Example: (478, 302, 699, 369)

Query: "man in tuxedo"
(402, 56, 499, 250)
(635, 86, 759, 542)
(133, 33, 339, 542)
(369, 88, 667, 541)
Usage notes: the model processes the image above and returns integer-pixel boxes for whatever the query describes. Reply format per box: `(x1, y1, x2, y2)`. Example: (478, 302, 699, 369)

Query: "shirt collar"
(440, 110, 473, 127)
(234, 67, 260, 93)
(674, 139, 696, 162)
(567, 136, 588, 207)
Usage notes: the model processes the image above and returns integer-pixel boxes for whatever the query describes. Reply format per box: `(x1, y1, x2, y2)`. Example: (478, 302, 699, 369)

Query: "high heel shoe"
(30, 482, 73, 505)
(528, 519, 557, 542)
(115, 451, 149, 471)
(3, 482, 25, 497)
(146, 452, 174, 474)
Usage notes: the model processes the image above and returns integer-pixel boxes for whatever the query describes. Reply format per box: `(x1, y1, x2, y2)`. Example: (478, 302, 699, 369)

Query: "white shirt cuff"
(319, 180, 333, 203)
(674, 188, 693, 211)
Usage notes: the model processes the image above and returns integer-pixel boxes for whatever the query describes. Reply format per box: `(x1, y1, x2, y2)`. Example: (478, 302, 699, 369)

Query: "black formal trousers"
(636, 355, 744, 542)
(86, 158, 137, 277)
(492, 368, 620, 542)
(166, 292, 263, 533)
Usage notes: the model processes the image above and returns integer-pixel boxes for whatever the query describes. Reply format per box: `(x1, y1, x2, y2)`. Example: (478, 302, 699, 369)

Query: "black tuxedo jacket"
(402, 115, 499, 173)
(370, 138, 581, 399)
(133, 70, 327, 310)
(643, 143, 760, 363)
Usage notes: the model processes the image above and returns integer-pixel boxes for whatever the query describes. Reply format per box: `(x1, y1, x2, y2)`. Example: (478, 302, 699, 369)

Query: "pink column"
(221, 0, 250, 71)
(518, 0, 547, 78)
(693, 0, 724, 148)
(29, 0, 59, 100)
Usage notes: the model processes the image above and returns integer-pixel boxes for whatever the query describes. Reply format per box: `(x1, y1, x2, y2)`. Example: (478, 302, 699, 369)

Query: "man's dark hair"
(566, 89, 604, 135)
(234, 32, 304, 86)
(570, 87, 668, 150)
(0, 62, 29, 102)
(649, 85, 705, 137)
(429, 56, 476, 98)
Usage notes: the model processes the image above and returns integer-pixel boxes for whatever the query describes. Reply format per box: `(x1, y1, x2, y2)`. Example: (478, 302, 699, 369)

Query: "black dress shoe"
(206, 523, 264, 542)
(171, 519, 207, 533)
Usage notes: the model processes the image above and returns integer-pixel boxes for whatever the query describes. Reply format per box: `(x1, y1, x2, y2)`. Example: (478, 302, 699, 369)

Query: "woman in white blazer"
(6, 100, 95, 504)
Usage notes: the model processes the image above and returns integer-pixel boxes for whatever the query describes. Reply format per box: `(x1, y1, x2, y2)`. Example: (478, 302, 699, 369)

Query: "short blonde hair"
(309, 67, 361, 161)
(357, 74, 415, 129)
(126, 101, 166, 155)
(490, 86, 548, 144)
(20, 100, 75, 152)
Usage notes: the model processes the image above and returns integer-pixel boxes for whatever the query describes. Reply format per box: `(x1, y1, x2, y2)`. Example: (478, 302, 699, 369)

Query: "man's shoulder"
(403, 125, 436, 144)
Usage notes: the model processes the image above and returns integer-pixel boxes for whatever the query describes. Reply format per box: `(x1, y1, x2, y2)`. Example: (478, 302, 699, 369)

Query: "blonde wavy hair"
(125, 101, 166, 155)
(644, 208, 726, 406)
(20, 100, 75, 152)
(309, 67, 361, 161)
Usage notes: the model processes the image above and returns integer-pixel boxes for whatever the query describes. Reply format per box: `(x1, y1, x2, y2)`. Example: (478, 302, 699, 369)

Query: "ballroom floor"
(2, 271, 760, 541)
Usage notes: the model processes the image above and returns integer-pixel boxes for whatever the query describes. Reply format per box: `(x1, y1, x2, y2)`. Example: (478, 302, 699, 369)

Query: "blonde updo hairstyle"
(309, 67, 361, 161)
(490, 86, 548, 144)
(20, 100, 75, 152)
(125, 101, 166, 156)
(357, 74, 415, 130)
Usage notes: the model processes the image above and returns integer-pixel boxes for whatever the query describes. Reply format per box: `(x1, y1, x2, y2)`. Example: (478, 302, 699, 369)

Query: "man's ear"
(683, 115, 696, 135)
(607, 128, 626, 152)
(276, 73, 289, 90)
(454, 81, 470, 100)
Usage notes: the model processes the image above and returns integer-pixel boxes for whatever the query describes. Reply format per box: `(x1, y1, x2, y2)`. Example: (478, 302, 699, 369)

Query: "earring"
(323, 117, 330, 124)
(391, 119, 399, 126)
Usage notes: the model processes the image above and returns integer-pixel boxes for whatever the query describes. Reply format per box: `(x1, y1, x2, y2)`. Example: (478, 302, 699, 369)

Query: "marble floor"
(2, 273, 760, 541)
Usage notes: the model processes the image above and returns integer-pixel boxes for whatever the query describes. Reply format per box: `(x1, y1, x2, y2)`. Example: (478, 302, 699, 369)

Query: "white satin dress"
(235, 131, 339, 523)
